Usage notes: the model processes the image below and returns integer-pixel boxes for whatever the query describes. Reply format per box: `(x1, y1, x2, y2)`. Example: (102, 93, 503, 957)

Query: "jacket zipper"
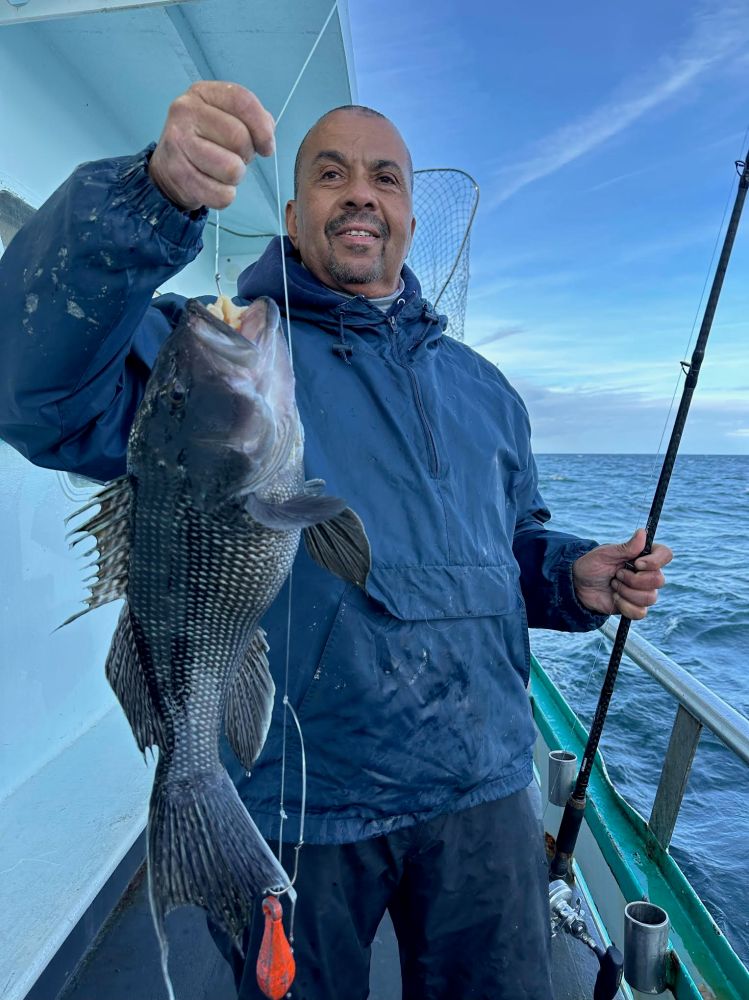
(389, 313, 440, 478)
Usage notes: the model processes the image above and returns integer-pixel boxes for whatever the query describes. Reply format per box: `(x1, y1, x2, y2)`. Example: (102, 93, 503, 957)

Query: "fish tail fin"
(147, 763, 294, 962)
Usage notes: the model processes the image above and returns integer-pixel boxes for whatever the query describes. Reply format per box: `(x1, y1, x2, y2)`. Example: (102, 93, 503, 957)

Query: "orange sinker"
(256, 895, 296, 1000)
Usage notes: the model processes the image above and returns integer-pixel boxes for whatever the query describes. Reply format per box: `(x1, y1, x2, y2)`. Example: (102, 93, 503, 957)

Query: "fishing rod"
(550, 147, 749, 882)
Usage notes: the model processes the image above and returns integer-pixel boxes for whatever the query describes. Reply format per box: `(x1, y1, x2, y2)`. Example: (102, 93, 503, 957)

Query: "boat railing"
(599, 620, 749, 850)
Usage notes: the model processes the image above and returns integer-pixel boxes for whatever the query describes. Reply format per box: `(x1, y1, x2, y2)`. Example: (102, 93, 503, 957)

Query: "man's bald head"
(293, 105, 413, 197)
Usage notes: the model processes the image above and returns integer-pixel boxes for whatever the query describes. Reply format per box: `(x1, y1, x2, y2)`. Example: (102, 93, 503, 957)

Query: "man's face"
(286, 111, 416, 298)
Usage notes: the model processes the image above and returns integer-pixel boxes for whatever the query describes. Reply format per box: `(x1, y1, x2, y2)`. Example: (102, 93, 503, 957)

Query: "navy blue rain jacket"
(0, 147, 606, 843)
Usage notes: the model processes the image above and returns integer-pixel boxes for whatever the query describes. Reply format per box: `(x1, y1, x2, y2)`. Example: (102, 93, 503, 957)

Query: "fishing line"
(275, 1, 339, 129)
(550, 141, 749, 881)
(272, 698, 307, 944)
(547, 129, 749, 818)
(272, 0, 339, 895)
(209, 0, 337, 303)
(633, 124, 748, 526)
(206, 219, 275, 239)
(214, 209, 223, 297)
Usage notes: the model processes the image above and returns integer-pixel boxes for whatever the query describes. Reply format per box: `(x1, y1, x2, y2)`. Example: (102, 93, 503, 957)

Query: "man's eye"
(321, 170, 341, 180)
(378, 175, 397, 185)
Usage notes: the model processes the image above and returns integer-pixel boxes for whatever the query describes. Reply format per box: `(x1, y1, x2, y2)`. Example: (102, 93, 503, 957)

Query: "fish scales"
(127, 476, 299, 769)
(63, 296, 370, 996)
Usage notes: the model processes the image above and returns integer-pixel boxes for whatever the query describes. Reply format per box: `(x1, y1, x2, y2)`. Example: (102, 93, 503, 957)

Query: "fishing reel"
(549, 879, 624, 1000)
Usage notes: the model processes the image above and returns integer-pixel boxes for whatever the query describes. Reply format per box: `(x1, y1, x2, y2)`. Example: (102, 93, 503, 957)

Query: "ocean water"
(530, 453, 749, 967)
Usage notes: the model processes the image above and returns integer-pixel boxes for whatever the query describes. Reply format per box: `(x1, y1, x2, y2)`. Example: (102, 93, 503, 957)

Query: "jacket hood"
(237, 236, 447, 358)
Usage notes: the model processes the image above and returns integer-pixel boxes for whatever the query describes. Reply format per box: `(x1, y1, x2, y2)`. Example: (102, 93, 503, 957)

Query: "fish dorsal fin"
(60, 475, 132, 627)
(225, 627, 275, 773)
(304, 507, 371, 588)
(245, 482, 347, 530)
(105, 604, 164, 752)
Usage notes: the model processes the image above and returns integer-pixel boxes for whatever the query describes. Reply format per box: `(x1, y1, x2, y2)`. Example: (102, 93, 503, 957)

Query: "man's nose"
(340, 176, 378, 209)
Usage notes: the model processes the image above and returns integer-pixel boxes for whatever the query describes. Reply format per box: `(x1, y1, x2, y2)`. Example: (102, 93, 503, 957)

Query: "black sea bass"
(65, 296, 370, 971)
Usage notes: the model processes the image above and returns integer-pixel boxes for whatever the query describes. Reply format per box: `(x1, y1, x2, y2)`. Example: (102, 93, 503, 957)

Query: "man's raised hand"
(148, 82, 275, 212)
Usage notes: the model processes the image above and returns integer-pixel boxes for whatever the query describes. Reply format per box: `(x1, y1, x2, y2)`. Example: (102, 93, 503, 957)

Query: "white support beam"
(160, 5, 279, 218)
(162, 3, 212, 82)
(0, 0, 198, 27)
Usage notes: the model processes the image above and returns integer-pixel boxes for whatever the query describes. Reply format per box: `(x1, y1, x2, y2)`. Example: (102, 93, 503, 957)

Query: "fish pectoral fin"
(245, 491, 347, 530)
(105, 604, 164, 752)
(304, 507, 371, 587)
(225, 627, 275, 772)
(302, 478, 326, 495)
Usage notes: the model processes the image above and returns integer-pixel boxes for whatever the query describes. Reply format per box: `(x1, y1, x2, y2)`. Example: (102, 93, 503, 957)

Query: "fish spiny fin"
(148, 763, 294, 951)
(105, 604, 164, 752)
(304, 507, 371, 587)
(225, 628, 275, 772)
(60, 476, 132, 627)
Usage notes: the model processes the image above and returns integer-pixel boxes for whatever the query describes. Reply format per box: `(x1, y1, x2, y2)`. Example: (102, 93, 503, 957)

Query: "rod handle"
(549, 794, 586, 879)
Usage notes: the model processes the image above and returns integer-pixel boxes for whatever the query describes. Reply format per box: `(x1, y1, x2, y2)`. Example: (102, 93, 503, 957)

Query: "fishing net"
(407, 168, 480, 341)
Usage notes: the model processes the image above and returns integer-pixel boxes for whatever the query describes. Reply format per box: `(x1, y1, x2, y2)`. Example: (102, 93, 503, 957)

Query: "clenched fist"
(148, 81, 276, 212)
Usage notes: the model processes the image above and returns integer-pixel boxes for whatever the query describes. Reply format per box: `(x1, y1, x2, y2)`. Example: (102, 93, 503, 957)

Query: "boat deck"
(53, 857, 628, 1000)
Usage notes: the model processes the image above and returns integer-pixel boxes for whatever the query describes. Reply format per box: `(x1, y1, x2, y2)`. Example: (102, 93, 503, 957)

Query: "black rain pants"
(208, 784, 554, 1000)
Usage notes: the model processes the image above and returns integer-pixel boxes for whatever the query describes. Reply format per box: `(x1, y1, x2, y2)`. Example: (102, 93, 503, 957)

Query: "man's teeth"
(343, 230, 375, 237)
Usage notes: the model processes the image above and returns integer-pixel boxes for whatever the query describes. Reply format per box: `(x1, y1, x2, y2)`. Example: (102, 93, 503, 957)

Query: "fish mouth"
(189, 305, 264, 364)
(181, 298, 298, 499)
(190, 296, 282, 346)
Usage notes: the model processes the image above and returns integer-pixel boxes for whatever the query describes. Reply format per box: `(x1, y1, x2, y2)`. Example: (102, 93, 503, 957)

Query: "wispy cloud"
(514, 378, 749, 454)
(488, 2, 749, 208)
(468, 325, 524, 348)
(470, 268, 590, 301)
(466, 313, 749, 399)
(586, 166, 654, 194)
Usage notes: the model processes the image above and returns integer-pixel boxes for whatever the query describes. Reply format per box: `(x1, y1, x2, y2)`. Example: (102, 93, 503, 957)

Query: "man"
(0, 83, 671, 999)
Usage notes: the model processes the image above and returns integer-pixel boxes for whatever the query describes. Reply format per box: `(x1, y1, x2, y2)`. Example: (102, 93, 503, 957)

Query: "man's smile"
(326, 214, 388, 252)
(335, 230, 380, 248)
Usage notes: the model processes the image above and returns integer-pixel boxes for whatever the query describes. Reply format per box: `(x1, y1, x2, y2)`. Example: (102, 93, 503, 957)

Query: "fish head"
(128, 297, 302, 510)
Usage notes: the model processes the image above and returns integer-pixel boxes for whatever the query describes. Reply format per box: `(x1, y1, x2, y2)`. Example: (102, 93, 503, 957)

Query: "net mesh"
(406, 168, 480, 341)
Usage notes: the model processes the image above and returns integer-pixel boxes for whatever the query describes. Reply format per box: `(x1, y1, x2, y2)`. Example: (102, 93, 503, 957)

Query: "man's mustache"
(325, 212, 389, 240)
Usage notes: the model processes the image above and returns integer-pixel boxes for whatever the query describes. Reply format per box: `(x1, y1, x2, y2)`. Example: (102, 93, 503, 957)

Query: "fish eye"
(168, 381, 187, 404)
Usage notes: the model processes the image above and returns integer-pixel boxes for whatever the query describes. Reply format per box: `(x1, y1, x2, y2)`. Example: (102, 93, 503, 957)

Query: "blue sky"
(348, 0, 749, 453)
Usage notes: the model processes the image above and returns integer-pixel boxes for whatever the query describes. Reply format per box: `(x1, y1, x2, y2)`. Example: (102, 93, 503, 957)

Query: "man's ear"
(286, 200, 298, 247)
(404, 214, 416, 257)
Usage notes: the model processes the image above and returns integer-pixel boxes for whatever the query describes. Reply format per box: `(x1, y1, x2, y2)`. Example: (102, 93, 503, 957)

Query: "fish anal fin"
(225, 628, 275, 772)
(304, 507, 371, 587)
(105, 604, 164, 751)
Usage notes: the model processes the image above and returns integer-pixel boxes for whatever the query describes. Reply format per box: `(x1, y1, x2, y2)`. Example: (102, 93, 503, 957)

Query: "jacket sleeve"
(512, 450, 609, 634)
(0, 144, 206, 482)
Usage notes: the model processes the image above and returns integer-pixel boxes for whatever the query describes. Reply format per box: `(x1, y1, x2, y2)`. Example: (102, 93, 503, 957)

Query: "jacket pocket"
(294, 571, 536, 817)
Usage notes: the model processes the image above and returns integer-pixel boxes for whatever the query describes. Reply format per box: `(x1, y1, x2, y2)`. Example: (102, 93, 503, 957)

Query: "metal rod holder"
(624, 900, 670, 994)
(548, 750, 577, 806)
